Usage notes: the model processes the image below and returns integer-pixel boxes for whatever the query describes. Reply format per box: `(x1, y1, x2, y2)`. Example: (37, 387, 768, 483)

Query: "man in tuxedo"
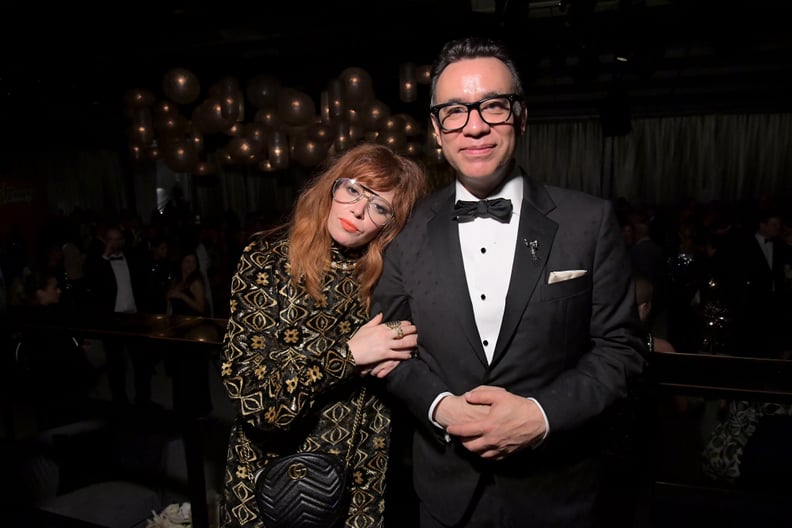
(372, 37, 647, 527)
(84, 224, 143, 406)
(732, 210, 785, 357)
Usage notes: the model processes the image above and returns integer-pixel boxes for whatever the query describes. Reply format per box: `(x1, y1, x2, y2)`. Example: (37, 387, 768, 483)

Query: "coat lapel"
(491, 176, 558, 366)
(427, 188, 489, 367)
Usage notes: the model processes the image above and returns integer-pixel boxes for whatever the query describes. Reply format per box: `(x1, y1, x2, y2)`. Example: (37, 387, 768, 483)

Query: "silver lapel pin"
(524, 239, 540, 262)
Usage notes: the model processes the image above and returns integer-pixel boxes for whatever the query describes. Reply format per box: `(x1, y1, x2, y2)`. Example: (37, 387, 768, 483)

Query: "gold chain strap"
(343, 386, 367, 468)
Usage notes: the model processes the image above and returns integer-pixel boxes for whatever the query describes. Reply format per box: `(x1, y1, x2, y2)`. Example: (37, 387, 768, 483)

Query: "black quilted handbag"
(254, 388, 366, 528)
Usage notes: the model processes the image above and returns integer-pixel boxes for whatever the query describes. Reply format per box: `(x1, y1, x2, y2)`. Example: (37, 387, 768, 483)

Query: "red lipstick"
(340, 219, 359, 233)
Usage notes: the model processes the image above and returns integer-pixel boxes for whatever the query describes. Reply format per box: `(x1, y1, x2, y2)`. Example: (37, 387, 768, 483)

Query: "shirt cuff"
(527, 396, 550, 448)
(429, 391, 453, 443)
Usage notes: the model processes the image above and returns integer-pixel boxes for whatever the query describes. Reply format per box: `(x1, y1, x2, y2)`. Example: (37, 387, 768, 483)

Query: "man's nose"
(463, 108, 489, 133)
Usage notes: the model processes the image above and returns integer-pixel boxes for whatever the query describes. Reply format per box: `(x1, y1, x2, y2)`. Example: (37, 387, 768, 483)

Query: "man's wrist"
(527, 396, 550, 447)
(429, 391, 453, 429)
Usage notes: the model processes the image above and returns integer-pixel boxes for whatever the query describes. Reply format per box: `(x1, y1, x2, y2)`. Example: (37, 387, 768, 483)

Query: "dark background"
(2, 0, 791, 152)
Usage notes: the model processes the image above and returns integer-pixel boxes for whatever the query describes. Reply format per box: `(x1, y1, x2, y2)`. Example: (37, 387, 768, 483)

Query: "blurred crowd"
(0, 201, 283, 427)
(0, 201, 285, 320)
(616, 195, 792, 359)
(2, 194, 791, 361)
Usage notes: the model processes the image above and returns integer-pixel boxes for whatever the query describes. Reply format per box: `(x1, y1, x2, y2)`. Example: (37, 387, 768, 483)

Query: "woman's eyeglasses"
(332, 178, 395, 227)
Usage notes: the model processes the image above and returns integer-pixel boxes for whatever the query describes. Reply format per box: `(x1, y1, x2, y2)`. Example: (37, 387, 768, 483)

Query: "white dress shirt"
(106, 254, 137, 314)
(755, 232, 774, 269)
(428, 176, 549, 443)
(456, 177, 522, 363)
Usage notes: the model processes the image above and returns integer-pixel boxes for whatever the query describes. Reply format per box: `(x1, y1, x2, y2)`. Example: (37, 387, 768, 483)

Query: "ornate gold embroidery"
(220, 237, 390, 528)
(283, 328, 300, 343)
(330, 260, 357, 271)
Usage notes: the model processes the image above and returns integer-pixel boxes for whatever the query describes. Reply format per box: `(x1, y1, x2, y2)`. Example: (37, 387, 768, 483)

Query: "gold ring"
(385, 320, 404, 339)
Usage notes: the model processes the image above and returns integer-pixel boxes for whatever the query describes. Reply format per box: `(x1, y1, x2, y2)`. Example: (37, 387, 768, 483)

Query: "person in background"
(371, 37, 647, 528)
(219, 143, 427, 527)
(162, 251, 211, 414)
(666, 219, 707, 353)
(14, 269, 98, 428)
(83, 224, 142, 407)
(61, 233, 86, 309)
(35, 234, 66, 295)
(193, 224, 216, 317)
(621, 221, 635, 249)
(137, 235, 174, 315)
(129, 235, 175, 411)
(731, 209, 784, 358)
(630, 213, 668, 329)
(167, 252, 207, 316)
(635, 275, 675, 354)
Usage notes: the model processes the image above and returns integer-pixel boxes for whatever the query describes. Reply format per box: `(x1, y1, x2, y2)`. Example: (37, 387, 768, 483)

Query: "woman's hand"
(369, 359, 402, 378)
(347, 312, 417, 376)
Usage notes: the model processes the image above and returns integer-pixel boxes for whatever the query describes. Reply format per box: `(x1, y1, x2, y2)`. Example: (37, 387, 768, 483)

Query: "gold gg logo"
(287, 462, 307, 480)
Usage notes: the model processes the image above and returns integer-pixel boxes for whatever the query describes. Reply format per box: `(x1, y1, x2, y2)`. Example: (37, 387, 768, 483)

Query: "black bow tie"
(107, 255, 125, 261)
(453, 198, 513, 223)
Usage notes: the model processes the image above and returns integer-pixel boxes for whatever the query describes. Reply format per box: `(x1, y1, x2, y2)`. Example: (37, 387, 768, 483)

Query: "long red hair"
(257, 143, 427, 306)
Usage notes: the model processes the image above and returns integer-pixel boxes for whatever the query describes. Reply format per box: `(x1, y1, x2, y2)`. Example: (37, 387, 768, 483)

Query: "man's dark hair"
(429, 37, 525, 107)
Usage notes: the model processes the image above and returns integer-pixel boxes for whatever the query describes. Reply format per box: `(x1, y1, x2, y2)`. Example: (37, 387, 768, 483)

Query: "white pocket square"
(548, 270, 588, 284)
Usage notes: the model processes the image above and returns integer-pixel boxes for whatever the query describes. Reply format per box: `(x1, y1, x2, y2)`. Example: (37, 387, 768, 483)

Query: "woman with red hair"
(219, 143, 428, 527)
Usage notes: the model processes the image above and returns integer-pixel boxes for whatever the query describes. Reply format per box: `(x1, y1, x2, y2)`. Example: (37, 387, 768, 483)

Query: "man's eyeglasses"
(430, 93, 520, 133)
(332, 178, 395, 227)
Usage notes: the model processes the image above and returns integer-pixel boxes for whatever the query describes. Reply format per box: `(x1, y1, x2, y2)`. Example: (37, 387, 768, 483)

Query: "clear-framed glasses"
(430, 93, 520, 133)
(332, 178, 395, 227)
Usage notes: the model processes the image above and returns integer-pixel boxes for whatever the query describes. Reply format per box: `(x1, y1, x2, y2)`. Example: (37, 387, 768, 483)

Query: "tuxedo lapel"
(492, 178, 558, 366)
(427, 191, 489, 367)
(752, 236, 772, 270)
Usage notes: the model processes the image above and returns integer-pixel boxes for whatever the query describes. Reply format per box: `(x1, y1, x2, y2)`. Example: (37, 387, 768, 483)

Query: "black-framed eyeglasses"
(332, 178, 395, 227)
(430, 93, 521, 133)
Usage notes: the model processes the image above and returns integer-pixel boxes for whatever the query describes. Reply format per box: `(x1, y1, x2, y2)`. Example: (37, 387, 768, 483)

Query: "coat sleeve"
(373, 235, 454, 442)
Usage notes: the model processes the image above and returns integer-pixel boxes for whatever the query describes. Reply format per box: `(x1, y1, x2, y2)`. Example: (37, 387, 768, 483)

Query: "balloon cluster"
(124, 63, 439, 175)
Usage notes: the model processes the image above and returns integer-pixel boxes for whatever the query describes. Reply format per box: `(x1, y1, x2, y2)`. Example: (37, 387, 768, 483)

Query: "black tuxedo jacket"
(372, 169, 647, 526)
(83, 251, 142, 315)
(736, 233, 785, 298)
(728, 232, 786, 356)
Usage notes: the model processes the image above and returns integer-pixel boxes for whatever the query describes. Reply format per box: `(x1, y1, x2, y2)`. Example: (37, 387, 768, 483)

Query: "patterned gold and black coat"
(220, 236, 392, 528)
